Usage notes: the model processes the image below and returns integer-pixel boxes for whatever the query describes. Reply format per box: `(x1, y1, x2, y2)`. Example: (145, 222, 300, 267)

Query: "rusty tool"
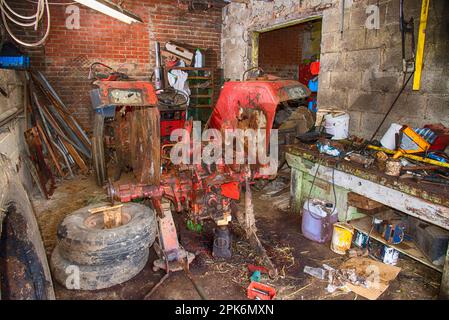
(182, 258, 208, 300)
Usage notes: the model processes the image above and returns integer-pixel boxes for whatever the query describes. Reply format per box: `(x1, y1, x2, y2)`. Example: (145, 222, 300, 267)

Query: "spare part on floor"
(73, 0, 142, 24)
(0, 155, 55, 300)
(51, 202, 156, 290)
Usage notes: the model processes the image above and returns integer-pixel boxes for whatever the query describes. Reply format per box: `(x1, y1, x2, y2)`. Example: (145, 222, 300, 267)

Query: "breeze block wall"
(4, 0, 223, 131)
(221, 0, 449, 139)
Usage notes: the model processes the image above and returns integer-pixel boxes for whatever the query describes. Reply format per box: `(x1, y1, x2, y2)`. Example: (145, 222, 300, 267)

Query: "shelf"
(189, 104, 213, 108)
(349, 216, 443, 273)
(190, 94, 213, 98)
(169, 67, 212, 71)
(188, 76, 211, 80)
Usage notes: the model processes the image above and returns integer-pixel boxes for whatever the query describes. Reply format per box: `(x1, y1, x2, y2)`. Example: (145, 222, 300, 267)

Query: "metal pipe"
(154, 41, 163, 90)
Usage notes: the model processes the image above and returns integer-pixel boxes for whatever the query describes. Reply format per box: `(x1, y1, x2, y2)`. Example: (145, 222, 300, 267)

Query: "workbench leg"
(440, 244, 449, 299)
(290, 168, 304, 214)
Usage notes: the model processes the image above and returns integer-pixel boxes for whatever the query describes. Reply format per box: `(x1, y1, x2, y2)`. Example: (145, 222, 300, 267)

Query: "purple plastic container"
(301, 199, 338, 243)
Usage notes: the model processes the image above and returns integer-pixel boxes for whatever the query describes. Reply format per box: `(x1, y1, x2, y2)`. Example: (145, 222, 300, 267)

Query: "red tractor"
(90, 68, 312, 276)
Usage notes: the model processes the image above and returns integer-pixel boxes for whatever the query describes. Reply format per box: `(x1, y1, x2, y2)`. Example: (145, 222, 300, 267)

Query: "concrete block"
(342, 29, 370, 51)
(317, 88, 348, 110)
(320, 52, 344, 72)
(330, 71, 362, 90)
(349, 3, 386, 31)
(347, 90, 385, 113)
(419, 69, 449, 94)
(381, 46, 402, 71)
(321, 33, 342, 53)
(425, 95, 449, 124)
(344, 48, 380, 71)
(322, 8, 341, 34)
(348, 110, 362, 134)
(361, 70, 403, 93)
(318, 71, 331, 89)
(388, 92, 428, 121)
(359, 112, 390, 139)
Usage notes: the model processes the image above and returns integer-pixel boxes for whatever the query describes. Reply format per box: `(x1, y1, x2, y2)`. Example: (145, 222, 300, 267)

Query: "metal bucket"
(331, 222, 354, 255)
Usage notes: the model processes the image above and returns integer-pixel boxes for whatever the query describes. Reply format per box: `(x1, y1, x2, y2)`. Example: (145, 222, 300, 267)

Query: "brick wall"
(258, 24, 304, 80)
(4, 0, 222, 131)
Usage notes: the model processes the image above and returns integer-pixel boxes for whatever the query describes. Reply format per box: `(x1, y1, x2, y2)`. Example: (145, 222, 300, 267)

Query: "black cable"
(365, 71, 414, 147)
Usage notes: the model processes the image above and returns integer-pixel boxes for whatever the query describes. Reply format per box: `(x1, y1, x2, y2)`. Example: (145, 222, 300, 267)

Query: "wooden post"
(88, 205, 123, 229)
(440, 244, 449, 299)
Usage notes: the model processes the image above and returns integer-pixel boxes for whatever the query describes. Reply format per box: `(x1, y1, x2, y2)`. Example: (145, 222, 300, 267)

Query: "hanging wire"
(0, 0, 51, 47)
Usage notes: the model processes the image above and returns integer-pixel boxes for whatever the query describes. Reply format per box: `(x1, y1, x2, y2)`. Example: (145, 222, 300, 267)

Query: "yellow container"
(331, 222, 354, 255)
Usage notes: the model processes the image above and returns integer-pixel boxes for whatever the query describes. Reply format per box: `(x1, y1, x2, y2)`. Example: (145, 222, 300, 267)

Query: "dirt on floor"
(31, 172, 442, 300)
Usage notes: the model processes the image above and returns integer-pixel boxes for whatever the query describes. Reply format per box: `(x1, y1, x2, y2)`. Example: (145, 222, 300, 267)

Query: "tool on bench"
(393, 126, 432, 159)
(368, 145, 449, 169)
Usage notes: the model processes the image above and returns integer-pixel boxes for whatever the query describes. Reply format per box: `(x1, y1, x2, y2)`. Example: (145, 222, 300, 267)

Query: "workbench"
(285, 144, 449, 299)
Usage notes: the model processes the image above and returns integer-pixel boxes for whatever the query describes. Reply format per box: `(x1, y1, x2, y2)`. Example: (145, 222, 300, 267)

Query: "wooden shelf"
(349, 216, 443, 273)
(190, 94, 213, 98)
(169, 67, 212, 71)
(190, 104, 213, 108)
(188, 76, 210, 80)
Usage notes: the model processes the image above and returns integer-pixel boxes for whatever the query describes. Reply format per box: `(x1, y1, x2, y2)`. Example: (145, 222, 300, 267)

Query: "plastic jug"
(302, 199, 338, 243)
(194, 49, 203, 68)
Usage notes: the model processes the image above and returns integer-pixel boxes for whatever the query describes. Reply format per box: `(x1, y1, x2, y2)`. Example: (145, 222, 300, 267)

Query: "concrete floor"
(31, 173, 442, 300)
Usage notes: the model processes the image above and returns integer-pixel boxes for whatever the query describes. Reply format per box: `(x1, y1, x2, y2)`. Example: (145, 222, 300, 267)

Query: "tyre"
(57, 202, 157, 266)
(92, 112, 106, 186)
(0, 155, 55, 300)
(51, 244, 149, 291)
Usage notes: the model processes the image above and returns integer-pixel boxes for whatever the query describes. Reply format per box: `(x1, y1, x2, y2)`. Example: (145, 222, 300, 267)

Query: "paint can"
(380, 123, 402, 150)
(353, 230, 369, 248)
(381, 246, 400, 265)
(324, 113, 350, 140)
(385, 159, 402, 176)
(331, 222, 354, 255)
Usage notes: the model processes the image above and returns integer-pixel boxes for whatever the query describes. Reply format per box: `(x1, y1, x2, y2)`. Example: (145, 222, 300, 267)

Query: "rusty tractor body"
(92, 75, 311, 274)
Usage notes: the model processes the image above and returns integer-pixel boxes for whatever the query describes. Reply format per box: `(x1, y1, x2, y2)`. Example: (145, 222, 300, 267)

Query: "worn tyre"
(0, 155, 55, 300)
(57, 202, 156, 266)
(51, 244, 149, 290)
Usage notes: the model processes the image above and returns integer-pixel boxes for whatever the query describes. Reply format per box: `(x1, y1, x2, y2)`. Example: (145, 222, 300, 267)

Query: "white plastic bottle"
(194, 49, 203, 68)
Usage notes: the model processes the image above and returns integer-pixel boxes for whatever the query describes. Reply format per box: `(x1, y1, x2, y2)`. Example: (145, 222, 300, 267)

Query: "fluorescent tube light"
(74, 0, 143, 24)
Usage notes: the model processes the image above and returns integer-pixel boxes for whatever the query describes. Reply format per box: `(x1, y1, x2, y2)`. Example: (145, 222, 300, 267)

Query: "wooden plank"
(188, 76, 210, 80)
(36, 122, 65, 177)
(61, 139, 88, 174)
(350, 216, 443, 273)
(348, 192, 385, 210)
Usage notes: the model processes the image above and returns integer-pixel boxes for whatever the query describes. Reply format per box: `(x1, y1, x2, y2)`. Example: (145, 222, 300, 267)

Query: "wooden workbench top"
(286, 143, 449, 208)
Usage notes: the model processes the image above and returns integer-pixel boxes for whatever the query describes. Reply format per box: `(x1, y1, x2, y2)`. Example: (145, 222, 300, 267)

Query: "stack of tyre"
(50, 202, 157, 290)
